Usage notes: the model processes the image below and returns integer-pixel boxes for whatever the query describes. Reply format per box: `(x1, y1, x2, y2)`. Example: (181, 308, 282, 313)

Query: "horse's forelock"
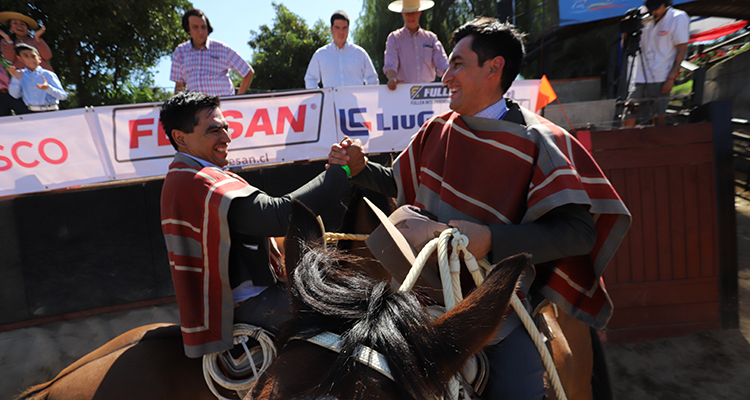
(284, 243, 452, 400)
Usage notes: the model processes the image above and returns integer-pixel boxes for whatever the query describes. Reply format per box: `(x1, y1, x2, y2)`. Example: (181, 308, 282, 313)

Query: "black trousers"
(0, 92, 29, 116)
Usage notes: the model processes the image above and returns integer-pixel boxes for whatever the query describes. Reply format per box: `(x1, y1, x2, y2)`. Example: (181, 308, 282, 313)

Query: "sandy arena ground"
(1, 195, 749, 400)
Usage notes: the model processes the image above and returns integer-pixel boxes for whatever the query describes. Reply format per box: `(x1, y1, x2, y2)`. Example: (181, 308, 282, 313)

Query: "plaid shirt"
(170, 38, 252, 96)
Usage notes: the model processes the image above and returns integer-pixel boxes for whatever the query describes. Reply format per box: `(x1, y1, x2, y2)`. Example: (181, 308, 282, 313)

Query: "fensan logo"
(410, 85, 450, 100)
(339, 107, 435, 136)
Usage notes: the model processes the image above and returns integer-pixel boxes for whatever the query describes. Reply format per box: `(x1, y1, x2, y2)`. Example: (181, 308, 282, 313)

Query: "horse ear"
(430, 253, 530, 370)
(284, 200, 325, 279)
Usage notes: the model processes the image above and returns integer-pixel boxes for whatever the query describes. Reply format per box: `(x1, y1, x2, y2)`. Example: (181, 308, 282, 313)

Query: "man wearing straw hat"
(383, 0, 448, 90)
(329, 17, 630, 399)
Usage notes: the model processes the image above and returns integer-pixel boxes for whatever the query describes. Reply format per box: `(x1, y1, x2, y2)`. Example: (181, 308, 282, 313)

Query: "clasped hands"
(325, 137, 492, 260)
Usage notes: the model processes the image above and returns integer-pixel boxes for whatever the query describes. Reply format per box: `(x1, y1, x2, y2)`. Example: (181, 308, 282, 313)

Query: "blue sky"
(152, 0, 366, 89)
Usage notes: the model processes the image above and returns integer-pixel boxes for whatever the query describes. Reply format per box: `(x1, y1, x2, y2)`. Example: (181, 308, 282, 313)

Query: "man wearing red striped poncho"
(328, 18, 631, 400)
(160, 91, 350, 358)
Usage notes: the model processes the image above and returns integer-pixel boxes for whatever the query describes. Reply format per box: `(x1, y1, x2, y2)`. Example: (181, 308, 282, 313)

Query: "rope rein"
(401, 228, 568, 400)
(202, 324, 276, 400)
(203, 228, 567, 400)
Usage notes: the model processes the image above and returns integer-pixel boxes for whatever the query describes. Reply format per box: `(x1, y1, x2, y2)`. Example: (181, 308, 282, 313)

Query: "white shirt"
(304, 42, 379, 88)
(635, 6, 689, 83)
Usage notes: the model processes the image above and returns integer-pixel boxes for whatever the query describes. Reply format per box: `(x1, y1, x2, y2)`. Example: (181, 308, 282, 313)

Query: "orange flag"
(535, 75, 557, 112)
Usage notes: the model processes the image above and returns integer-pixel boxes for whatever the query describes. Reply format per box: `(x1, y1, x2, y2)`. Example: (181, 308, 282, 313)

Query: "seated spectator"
(8, 43, 66, 112)
(0, 11, 54, 72)
(0, 61, 29, 116)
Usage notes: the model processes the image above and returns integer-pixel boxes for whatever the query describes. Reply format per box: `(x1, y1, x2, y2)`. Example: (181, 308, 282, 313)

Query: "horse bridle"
(293, 331, 394, 381)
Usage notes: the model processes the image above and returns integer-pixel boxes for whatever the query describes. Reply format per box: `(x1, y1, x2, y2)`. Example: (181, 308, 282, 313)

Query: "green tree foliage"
(248, 3, 330, 91)
(353, 0, 497, 82)
(0, 0, 191, 107)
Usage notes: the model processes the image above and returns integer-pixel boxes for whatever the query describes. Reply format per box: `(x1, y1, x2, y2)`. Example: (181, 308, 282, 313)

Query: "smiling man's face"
(174, 107, 231, 167)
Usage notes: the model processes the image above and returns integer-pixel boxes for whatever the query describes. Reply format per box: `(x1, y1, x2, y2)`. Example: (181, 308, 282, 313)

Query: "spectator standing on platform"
(304, 10, 378, 88)
(383, 0, 448, 90)
(9, 43, 66, 112)
(0, 61, 29, 116)
(624, 0, 689, 126)
(0, 11, 54, 73)
(170, 9, 254, 96)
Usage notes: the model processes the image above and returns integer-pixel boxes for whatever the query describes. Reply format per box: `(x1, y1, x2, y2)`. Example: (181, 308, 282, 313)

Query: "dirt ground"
(602, 192, 750, 400)
(1, 194, 750, 400)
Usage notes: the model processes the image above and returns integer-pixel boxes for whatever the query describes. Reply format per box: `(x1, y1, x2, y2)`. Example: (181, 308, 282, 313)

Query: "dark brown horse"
(333, 187, 613, 400)
(12, 322, 235, 400)
(249, 200, 528, 400)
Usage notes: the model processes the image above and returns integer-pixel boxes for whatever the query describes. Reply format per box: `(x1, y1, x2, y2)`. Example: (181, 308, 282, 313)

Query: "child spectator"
(8, 43, 66, 112)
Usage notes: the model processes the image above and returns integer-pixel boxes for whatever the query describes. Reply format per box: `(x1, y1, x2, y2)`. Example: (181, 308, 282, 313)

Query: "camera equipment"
(620, 7, 644, 37)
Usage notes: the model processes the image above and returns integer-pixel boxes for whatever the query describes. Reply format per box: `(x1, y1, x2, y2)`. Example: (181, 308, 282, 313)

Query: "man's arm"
(238, 67, 254, 95)
(327, 137, 397, 197)
(174, 82, 186, 94)
(169, 47, 185, 94)
(432, 35, 449, 78)
(661, 43, 688, 94)
(227, 166, 350, 236)
(383, 33, 402, 90)
(362, 51, 379, 86)
(304, 51, 322, 89)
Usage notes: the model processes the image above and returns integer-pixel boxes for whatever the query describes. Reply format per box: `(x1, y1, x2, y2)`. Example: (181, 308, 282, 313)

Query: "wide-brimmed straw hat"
(388, 0, 435, 13)
(0, 12, 40, 30)
(363, 197, 449, 303)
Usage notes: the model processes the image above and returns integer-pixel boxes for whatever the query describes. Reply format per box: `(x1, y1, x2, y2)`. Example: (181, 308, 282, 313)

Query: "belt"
(28, 104, 59, 112)
(0, 88, 8, 94)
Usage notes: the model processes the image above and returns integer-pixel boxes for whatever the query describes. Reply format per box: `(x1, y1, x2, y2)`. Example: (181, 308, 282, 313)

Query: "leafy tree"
(353, 0, 497, 82)
(0, 0, 191, 107)
(248, 3, 330, 91)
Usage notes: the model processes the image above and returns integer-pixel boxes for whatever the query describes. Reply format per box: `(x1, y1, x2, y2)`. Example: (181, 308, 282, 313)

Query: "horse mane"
(278, 243, 453, 400)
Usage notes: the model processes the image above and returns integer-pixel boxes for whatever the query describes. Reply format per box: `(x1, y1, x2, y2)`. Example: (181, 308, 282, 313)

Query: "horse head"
(249, 200, 528, 400)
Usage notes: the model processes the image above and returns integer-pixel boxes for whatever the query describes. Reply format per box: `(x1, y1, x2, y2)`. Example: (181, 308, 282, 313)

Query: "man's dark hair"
(644, 0, 671, 12)
(160, 91, 221, 150)
(451, 17, 526, 94)
(181, 9, 214, 35)
(14, 43, 39, 57)
(331, 10, 349, 26)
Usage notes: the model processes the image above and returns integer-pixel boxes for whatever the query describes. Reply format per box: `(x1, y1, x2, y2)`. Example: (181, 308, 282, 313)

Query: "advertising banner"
(558, 0, 695, 27)
(0, 81, 543, 197)
(0, 109, 109, 197)
(96, 89, 338, 180)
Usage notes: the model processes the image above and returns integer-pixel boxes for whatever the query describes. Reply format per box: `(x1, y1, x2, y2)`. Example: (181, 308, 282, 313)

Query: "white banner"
(0, 109, 110, 197)
(0, 81, 541, 197)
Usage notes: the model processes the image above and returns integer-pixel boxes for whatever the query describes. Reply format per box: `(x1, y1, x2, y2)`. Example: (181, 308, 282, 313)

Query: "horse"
(11, 187, 390, 400)
(248, 200, 528, 400)
(12, 186, 611, 400)
(333, 186, 613, 400)
(12, 323, 234, 400)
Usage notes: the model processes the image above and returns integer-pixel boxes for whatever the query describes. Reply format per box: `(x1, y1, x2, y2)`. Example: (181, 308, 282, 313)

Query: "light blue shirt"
(473, 97, 509, 120)
(9, 66, 67, 107)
